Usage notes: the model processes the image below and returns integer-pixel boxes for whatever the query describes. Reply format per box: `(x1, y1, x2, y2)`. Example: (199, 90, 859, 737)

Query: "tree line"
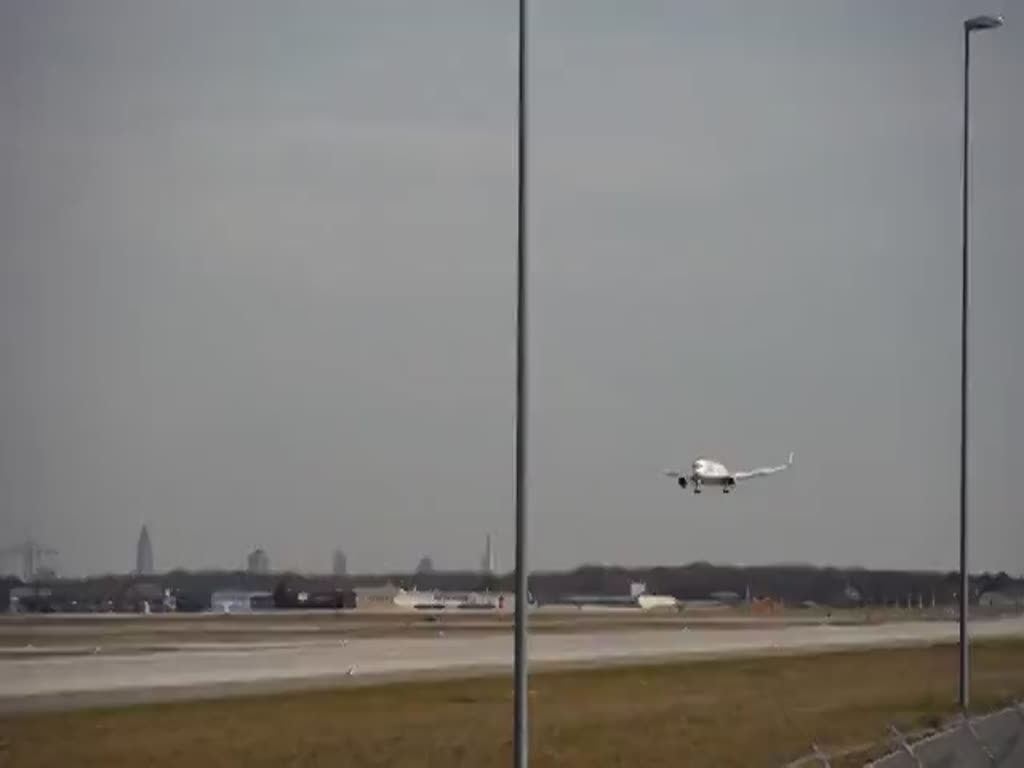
(4, 564, 1020, 612)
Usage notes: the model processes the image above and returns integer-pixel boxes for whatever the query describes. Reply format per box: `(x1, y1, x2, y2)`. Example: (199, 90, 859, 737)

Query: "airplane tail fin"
(788, 452, 795, 466)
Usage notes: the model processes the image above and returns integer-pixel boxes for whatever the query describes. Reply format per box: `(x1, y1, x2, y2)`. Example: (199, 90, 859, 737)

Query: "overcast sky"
(1, 0, 1021, 577)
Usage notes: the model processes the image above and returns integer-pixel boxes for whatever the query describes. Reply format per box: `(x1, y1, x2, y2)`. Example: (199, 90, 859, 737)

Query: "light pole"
(959, 13, 1002, 713)
(513, 0, 529, 765)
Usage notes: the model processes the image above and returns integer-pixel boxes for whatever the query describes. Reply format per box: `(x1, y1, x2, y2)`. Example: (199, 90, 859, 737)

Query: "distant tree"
(10, 562, 1010, 614)
(273, 578, 294, 609)
(0, 577, 22, 612)
(479, 571, 499, 592)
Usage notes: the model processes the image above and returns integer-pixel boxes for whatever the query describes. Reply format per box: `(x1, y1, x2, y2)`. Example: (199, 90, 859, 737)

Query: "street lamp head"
(965, 15, 1003, 31)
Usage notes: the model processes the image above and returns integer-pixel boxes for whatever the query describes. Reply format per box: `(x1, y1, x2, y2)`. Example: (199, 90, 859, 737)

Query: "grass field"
(1, 640, 1022, 768)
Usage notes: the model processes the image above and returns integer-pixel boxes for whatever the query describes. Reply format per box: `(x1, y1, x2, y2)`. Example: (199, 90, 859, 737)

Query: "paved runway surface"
(2, 616, 1022, 713)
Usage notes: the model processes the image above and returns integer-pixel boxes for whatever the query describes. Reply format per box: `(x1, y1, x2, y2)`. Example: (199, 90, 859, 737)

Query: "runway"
(2, 616, 1022, 713)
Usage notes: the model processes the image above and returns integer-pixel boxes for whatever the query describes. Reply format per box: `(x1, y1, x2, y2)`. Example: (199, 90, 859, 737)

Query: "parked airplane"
(664, 452, 793, 494)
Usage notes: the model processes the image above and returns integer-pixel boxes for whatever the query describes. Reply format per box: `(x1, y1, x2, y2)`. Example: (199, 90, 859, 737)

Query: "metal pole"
(958, 22, 970, 713)
(957, 12, 1002, 712)
(513, 0, 529, 764)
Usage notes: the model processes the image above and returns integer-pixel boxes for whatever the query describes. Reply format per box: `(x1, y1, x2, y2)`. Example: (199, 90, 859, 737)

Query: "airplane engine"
(677, 477, 688, 489)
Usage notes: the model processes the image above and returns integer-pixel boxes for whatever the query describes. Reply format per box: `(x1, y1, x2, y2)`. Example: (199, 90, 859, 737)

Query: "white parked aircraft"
(664, 452, 794, 494)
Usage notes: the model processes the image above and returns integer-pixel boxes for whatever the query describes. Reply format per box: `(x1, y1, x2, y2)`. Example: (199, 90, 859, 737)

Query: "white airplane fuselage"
(667, 452, 793, 495)
(687, 459, 735, 493)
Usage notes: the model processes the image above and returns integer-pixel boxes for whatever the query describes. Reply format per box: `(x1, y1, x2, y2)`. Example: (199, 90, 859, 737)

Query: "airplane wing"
(732, 452, 794, 482)
(663, 470, 684, 479)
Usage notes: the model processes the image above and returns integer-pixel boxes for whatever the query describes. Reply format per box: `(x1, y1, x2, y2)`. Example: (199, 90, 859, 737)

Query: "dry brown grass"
(1, 640, 1022, 768)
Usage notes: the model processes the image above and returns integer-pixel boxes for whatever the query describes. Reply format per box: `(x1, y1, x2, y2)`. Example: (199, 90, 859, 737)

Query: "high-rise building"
(1, 539, 57, 582)
(481, 534, 496, 574)
(247, 548, 270, 574)
(136, 526, 153, 575)
(332, 549, 348, 576)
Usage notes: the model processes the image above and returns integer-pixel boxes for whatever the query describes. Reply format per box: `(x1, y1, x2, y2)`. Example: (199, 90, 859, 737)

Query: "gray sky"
(1, 0, 1021, 577)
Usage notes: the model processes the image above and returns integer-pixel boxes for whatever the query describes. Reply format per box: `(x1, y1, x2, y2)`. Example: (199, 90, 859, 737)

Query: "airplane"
(664, 452, 794, 494)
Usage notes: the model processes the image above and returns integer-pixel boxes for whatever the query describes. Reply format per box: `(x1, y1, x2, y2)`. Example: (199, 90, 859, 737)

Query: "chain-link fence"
(786, 702, 1024, 767)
